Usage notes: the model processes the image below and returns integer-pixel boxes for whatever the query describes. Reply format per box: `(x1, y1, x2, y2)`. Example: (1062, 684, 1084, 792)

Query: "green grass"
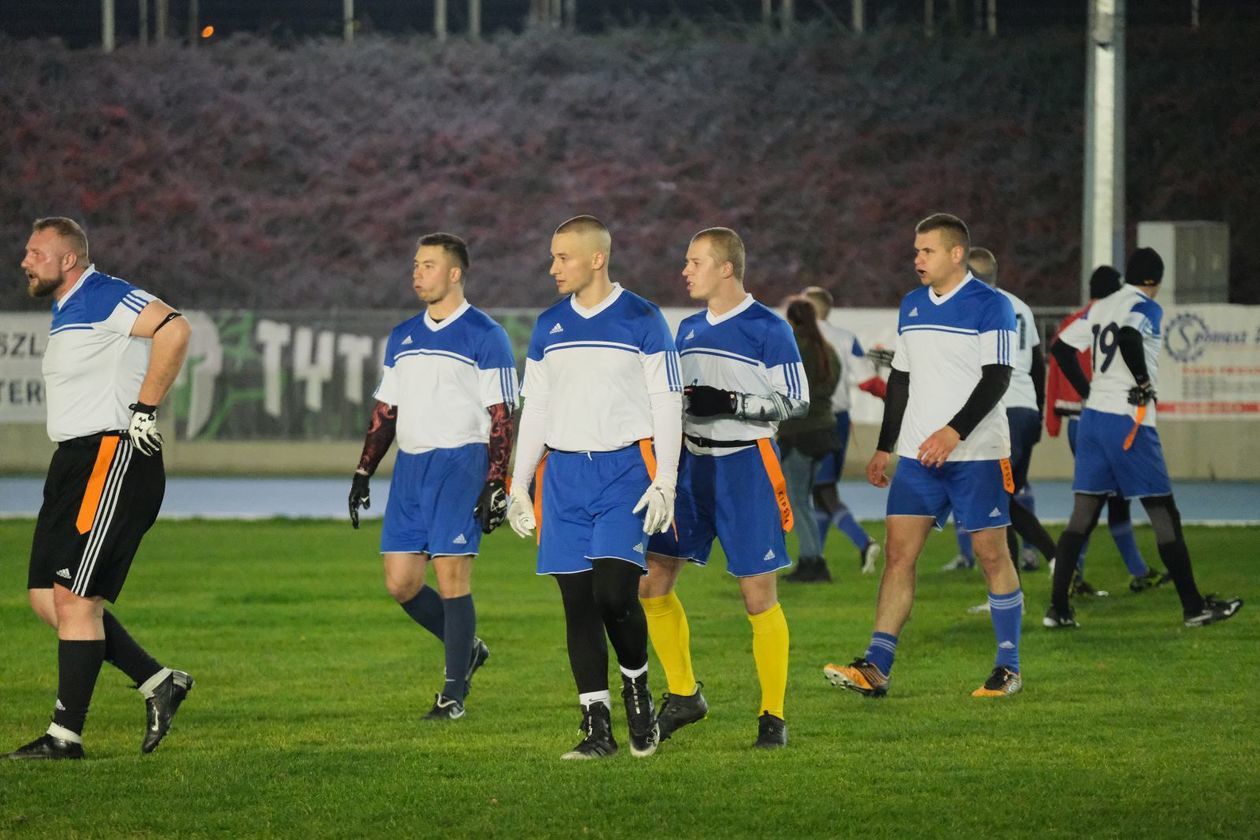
(1, 519, 1257, 838)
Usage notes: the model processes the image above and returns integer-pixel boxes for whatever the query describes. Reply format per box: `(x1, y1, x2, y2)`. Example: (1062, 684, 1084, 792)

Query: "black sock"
(1005, 525, 1021, 581)
(440, 594, 476, 702)
(592, 557, 649, 672)
(556, 571, 609, 695)
(52, 639, 106, 737)
(1155, 539, 1204, 614)
(103, 611, 162, 686)
(1010, 498, 1057, 561)
(400, 585, 445, 641)
(1051, 530, 1088, 613)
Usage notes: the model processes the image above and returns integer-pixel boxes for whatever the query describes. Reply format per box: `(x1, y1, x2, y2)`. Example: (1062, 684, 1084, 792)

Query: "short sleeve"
(890, 331, 910, 372)
(92, 282, 155, 337)
(372, 334, 399, 405)
(1058, 313, 1092, 351)
(1123, 297, 1162, 337)
(638, 309, 682, 395)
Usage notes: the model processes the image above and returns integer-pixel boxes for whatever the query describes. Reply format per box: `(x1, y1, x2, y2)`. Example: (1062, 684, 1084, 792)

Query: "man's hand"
(866, 450, 892, 488)
(348, 471, 370, 529)
(683, 385, 737, 418)
(506, 488, 536, 539)
(632, 482, 676, 535)
(473, 479, 508, 534)
(1128, 381, 1156, 407)
(918, 426, 961, 469)
(127, 402, 163, 456)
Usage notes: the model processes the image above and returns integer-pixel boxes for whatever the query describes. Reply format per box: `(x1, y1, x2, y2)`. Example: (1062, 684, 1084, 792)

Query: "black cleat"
(1184, 595, 1243, 628)
(423, 693, 466, 720)
(561, 702, 618, 760)
(622, 673, 659, 757)
(656, 682, 709, 742)
(753, 713, 787, 749)
(6, 734, 84, 761)
(1071, 575, 1109, 598)
(1129, 569, 1164, 592)
(464, 637, 489, 696)
(143, 669, 194, 754)
(1043, 604, 1079, 629)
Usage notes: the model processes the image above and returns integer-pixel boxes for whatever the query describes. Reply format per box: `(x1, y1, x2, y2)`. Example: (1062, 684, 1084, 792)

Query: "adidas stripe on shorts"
(29, 432, 165, 602)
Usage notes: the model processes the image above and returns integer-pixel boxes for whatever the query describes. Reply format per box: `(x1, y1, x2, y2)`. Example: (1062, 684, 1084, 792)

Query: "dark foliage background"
(2, 21, 1257, 311)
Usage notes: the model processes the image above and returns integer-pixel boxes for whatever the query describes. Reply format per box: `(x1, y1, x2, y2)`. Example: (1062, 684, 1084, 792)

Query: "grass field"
(1, 518, 1257, 838)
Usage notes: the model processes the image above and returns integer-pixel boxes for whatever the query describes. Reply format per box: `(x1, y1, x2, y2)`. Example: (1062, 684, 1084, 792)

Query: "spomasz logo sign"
(1163, 312, 1253, 363)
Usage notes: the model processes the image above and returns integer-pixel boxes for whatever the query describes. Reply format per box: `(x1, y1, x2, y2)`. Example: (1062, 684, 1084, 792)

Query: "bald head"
(554, 215, 612, 259)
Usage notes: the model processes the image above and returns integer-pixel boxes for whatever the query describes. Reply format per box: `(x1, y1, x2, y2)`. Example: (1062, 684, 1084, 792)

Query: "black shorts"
(28, 432, 166, 602)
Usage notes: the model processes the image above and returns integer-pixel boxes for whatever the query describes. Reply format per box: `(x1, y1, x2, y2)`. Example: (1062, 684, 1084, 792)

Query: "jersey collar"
(423, 299, 471, 332)
(52, 264, 98, 311)
(570, 282, 623, 319)
(928, 272, 973, 306)
(706, 293, 754, 325)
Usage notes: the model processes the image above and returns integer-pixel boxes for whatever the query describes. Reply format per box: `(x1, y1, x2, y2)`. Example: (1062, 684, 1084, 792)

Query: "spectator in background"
(799, 286, 886, 577)
(779, 298, 842, 583)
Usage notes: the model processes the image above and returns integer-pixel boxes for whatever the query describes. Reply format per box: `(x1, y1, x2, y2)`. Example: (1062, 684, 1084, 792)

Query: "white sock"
(578, 690, 610, 709)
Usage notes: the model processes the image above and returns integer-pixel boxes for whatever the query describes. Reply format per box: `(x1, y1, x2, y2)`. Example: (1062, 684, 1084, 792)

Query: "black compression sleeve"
(1050, 338, 1091, 399)
(947, 364, 1012, 440)
(876, 369, 910, 452)
(1031, 344, 1046, 414)
(1116, 326, 1151, 384)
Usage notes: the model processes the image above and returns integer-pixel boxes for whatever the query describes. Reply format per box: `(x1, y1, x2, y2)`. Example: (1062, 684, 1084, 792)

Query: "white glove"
(506, 488, 536, 539)
(632, 482, 676, 535)
(127, 402, 163, 456)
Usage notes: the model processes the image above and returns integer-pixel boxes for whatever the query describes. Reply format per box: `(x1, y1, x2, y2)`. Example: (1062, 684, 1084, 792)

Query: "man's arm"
(1049, 338, 1091, 399)
(131, 301, 190, 407)
(1031, 344, 1047, 417)
(348, 400, 397, 528)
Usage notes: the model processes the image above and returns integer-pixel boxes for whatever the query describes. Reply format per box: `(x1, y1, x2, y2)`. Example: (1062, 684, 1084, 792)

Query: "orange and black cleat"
(823, 657, 889, 698)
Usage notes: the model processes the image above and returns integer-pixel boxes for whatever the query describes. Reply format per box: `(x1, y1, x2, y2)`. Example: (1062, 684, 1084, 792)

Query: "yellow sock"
(748, 602, 789, 720)
(641, 592, 697, 696)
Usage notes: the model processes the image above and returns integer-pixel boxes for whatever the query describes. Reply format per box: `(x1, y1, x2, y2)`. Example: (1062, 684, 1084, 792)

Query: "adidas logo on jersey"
(633, 542, 644, 554)
(56, 568, 71, 579)
(684, 329, 696, 341)
(909, 307, 919, 317)
(401, 335, 414, 345)
(549, 323, 564, 334)
(764, 549, 776, 561)
(989, 507, 1002, 518)
(453, 534, 467, 545)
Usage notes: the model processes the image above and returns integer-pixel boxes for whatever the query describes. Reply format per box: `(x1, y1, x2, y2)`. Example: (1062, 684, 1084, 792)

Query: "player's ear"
(590, 250, 607, 271)
(61, 251, 78, 272)
(449, 265, 463, 285)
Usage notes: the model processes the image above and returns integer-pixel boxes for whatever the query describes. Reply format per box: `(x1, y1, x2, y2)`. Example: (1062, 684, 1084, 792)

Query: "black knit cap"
(1089, 265, 1122, 299)
(1125, 247, 1164, 286)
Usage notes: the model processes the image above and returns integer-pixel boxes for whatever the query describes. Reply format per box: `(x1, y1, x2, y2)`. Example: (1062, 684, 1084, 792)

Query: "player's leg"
(554, 569, 617, 759)
(1141, 495, 1242, 625)
(945, 515, 975, 570)
(971, 525, 1024, 696)
(1108, 496, 1158, 588)
(384, 552, 444, 639)
(781, 445, 829, 582)
(431, 554, 479, 714)
(1048, 493, 1106, 624)
(381, 452, 447, 639)
(592, 556, 658, 757)
(1009, 496, 1056, 566)
(640, 553, 694, 696)
(38, 585, 107, 756)
(739, 572, 789, 748)
(28, 587, 57, 628)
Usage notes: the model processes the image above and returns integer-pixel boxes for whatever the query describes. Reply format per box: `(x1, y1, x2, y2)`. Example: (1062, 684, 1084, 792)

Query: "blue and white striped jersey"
(997, 287, 1040, 412)
(675, 294, 806, 454)
(521, 283, 681, 452)
(890, 274, 1017, 462)
(374, 300, 518, 454)
(42, 266, 156, 442)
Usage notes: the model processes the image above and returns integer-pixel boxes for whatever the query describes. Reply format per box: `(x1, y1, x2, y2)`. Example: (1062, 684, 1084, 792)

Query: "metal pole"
(138, 0, 148, 46)
(188, 0, 198, 43)
(987, 0, 997, 35)
(925, 0, 935, 38)
(852, 0, 865, 34)
(781, 0, 794, 30)
(469, 0, 481, 39)
(343, 0, 353, 43)
(155, 0, 167, 41)
(763, 0, 773, 26)
(564, 0, 576, 30)
(1191, 0, 1199, 29)
(102, 0, 115, 52)
(435, 0, 448, 41)
(1081, 0, 1125, 302)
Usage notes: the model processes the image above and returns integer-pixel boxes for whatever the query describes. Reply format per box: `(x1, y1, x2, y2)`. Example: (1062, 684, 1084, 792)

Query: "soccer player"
(798, 286, 886, 579)
(824, 213, 1025, 698)
(8, 217, 193, 760)
(1045, 265, 1160, 593)
(505, 215, 682, 760)
(640, 227, 804, 749)
(1045, 248, 1243, 628)
(348, 233, 515, 721)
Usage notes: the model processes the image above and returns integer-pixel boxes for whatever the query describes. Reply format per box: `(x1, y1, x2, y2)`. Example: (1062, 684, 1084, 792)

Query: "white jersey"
(675, 294, 806, 456)
(817, 320, 875, 414)
(890, 274, 1017, 461)
(1057, 284, 1161, 426)
(42, 267, 156, 442)
(374, 300, 518, 454)
(521, 283, 681, 452)
(997, 288, 1040, 411)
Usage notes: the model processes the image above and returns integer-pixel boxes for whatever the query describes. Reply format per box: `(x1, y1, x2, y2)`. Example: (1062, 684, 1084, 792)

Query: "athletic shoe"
(784, 556, 830, 583)
(861, 541, 882, 575)
(656, 682, 708, 741)
(1071, 575, 1109, 598)
(823, 657, 889, 698)
(142, 669, 194, 754)
(966, 601, 991, 615)
(942, 554, 974, 571)
(1043, 604, 1079, 628)
(1184, 595, 1243, 628)
(1019, 547, 1040, 572)
(423, 693, 465, 720)
(971, 665, 1023, 697)
(1129, 569, 1163, 593)
(465, 637, 489, 696)
(753, 713, 787, 749)
(6, 733, 84, 760)
(621, 673, 659, 757)
(561, 703, 617, 760)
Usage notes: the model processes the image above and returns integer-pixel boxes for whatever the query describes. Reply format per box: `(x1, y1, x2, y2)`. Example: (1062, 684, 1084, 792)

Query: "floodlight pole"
(853, 0, 865, 34)
(139, 0, 148, 46)
(436, 0, 448, 41)
(924, 0, 934, 38)
(343, 0, 354, 43)
(469, 0, 481, 39)
(102, 0, 115, 52)
(986, 0, 997, 35)
(1081, 0, 1125, 303)
(155, 0, 168, 41)
(188, 0, 198, 43)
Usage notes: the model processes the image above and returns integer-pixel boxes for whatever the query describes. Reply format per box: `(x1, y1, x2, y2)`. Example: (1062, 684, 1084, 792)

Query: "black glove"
(684, 385, 737, 417)
(1127, 381, 1156, 407)
(473, 478, 508, 534)
(349, 472, 370, 529)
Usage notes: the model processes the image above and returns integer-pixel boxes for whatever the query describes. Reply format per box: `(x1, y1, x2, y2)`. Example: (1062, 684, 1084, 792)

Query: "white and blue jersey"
(817, 321, 873, 414)
(997, 288, 1040, 412)
(374, 300, 518, 454)
(890, 274, 1017, 461)
(42, 266, 157, 442)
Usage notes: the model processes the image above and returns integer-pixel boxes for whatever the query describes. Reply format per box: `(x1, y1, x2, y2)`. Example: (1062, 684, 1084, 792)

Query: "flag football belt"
(684, 434, 763, 448)
(58, 430, 127, 449)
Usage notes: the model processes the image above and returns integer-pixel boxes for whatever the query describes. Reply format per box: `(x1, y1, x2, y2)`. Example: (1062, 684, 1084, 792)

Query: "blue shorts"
(813, 411, 852, 486)
(647, 443, 791, 578)
(537, 445, 653, 575)
(1006, 407, 1041, 492)
(1072, 409, 1172, 498)
(381, 444, 486, 555)
(887, 457, 1012, 532)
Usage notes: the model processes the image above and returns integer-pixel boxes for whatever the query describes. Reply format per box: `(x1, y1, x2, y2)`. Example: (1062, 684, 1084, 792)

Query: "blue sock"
(441, 594, 476, 702)
(988, 589, 1023, 672)
(1109, 521, 1149, 576)
(955, 527, 974, 563)
(1015, 485, 1036, 555)
(400, 585, 445, 640)
(864, 631, 898, 675)
(833, 503, 871, 551)
(1076, 536, 1091, 571)
(815, 508, 831, 552)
